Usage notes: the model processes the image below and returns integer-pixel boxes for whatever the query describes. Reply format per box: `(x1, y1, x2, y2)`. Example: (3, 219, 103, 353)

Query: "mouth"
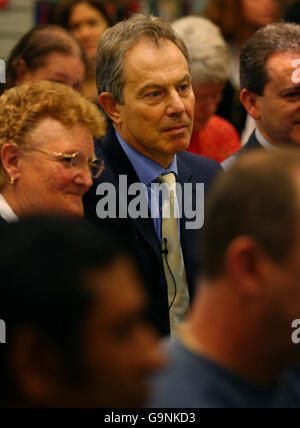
(68, 191, 83, 198)
(163, 125, 189, 134)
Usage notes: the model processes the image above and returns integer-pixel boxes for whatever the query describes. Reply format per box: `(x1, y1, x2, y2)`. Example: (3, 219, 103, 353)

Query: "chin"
(63, 203, 84, 219)
(171, 139, 191, 154)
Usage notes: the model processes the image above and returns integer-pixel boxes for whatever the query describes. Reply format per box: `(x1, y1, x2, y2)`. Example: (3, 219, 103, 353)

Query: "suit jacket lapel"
(100, 127, 161, 260)
(176, 155, 196, 293)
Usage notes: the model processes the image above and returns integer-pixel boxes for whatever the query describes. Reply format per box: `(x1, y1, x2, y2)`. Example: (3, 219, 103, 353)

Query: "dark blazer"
(222, 130, 263, 169)
(0, 216, 7, 226)
(83, 127, 221, 335)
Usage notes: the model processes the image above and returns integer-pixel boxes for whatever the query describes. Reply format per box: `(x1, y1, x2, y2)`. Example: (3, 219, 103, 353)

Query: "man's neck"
(114, 126, 175, 169)
(183, 281, 285, 386)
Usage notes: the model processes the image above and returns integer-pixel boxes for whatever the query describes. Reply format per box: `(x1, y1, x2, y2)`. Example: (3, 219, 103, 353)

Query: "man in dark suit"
(223, 22, 300, 169)
(84, 14, 221, 336)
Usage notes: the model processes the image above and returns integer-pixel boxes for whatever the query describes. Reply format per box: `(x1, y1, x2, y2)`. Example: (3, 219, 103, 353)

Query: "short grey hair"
(96, 14, 191, 123)
(240, 22, 300, 95)
(171, 16, 230, 85)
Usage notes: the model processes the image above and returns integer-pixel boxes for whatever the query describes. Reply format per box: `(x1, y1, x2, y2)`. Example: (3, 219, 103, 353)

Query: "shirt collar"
(115, 129, 178, 186)
(0, 193, 18, 223)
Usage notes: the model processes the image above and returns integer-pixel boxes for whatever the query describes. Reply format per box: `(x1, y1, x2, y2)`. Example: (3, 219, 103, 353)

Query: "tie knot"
(158, 172, 176, 186)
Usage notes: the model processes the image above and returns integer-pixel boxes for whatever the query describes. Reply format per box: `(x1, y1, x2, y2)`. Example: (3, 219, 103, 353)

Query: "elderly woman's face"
(18, 118, 94, 219)
(193, 82, 224, 132)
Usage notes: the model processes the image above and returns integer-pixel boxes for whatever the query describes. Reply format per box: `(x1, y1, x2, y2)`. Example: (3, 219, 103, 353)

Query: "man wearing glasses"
(84, 14, 221, 336)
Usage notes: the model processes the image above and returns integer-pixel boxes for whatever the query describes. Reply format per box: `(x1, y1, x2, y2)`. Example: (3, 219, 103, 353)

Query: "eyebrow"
(279, 86, 300, 96)
(53, 73, 70, 80)
(137, 74, 191, 97)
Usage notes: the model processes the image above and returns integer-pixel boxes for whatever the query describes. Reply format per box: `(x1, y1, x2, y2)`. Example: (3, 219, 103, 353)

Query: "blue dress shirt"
(115, 130, 178, 242)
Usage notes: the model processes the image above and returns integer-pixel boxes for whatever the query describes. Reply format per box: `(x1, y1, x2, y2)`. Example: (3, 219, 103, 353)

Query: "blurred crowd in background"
(1, 0, 300, 160)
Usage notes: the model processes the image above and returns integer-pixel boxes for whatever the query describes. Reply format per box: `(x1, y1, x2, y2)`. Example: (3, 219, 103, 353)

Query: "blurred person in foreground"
(84, 14, 221, 337)
(206, 0, 280, 141)
(0, 81, 105, 224)
(55, 0, 111, 102)
(0, 217, 164, 408)
(172, 16, 241, 163)
(223, 22, 300, 169)
(4, 25, 87, 94)
(149, 149, 300, 408)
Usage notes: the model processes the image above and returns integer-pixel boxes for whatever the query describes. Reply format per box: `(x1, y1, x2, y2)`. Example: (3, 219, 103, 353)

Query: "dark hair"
(240, 22, 300, 95)
(55, 0, 112, 29)
(203, 149, 300, 279)
(285, 1, 300, 25)
(0, 217, 130, 406)
(5, 24, 87, 89)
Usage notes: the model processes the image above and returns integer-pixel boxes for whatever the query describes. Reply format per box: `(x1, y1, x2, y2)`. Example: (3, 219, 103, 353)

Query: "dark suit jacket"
(0, 216, 7, 226)
(84, 127, 221, 335)
(222, 130, 263, 169)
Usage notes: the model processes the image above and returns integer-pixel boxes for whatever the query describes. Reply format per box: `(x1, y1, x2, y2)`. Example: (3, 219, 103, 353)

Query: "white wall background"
(0, 0, 34, 61)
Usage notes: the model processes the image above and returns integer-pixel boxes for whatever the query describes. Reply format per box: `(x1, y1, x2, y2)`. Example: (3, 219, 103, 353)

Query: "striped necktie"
(158, 173, 190, 335)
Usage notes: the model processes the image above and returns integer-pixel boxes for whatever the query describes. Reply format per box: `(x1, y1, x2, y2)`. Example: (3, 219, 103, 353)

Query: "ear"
(99, 92, 122, 125)
(1, 144, 21, 183)
(225, 236, 268, 299)
(10, 327, 66, 407)
(240, 89, 261, 120)
(14, 58, 29, 85)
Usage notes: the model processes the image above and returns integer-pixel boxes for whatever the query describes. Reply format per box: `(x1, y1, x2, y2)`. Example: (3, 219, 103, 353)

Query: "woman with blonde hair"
(0, 81, 106, 223)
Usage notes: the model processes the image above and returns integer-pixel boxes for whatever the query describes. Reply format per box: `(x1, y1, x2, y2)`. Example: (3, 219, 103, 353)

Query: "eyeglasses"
(27, 149, 105, 179)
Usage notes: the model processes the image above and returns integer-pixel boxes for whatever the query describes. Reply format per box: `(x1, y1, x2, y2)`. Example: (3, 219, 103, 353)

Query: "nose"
(198, 96, 219, 117)
(74, 167, 93, 192)
(166, 90, 185, 116)
(76, 25, 92, 42)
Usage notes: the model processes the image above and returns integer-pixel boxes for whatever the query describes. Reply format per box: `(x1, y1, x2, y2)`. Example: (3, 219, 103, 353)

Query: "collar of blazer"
(93, 126, 194, 254)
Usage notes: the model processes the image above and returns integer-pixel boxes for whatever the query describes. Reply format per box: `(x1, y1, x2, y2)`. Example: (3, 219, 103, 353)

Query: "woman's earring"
(10, 176, 15, 186)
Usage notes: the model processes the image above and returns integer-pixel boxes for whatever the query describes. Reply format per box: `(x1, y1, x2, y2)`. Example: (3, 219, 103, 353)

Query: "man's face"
(76, 257, 164, 408)
(254, 52, 300, 146)
(115, 38, 195, 168)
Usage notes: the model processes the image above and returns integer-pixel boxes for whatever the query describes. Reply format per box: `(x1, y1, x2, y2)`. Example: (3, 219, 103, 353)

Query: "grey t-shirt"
(148, 339, 300, 408)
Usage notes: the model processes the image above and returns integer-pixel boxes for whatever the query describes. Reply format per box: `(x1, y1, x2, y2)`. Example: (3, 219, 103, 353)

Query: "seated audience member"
(223, 22, 300, 169)
(0, 81, 105, 223)
(172, 16, 241, 163)
(149, 149, 300, 408)
(83, 14, 221, 337)
(206, 0, 280, 141)
(0, 217, 164, 408)
(4, 25, 87, 93)
(55, 0, 111, 102)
